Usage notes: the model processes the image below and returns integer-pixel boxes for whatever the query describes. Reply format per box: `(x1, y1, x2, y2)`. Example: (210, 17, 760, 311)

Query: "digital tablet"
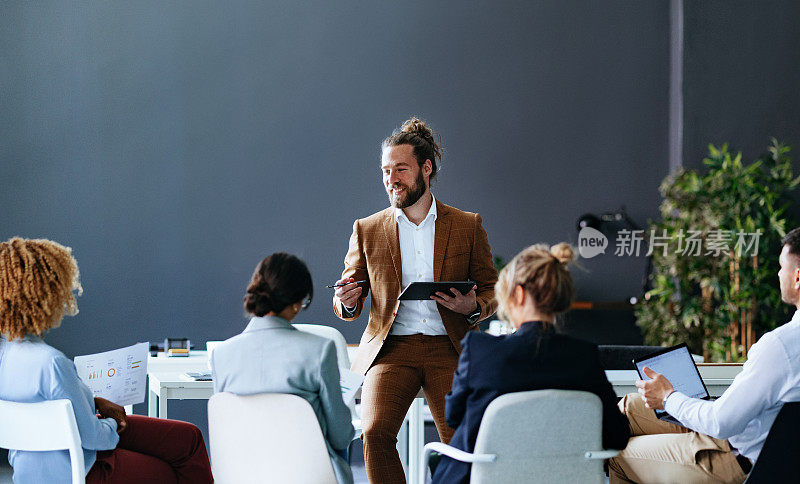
(398, 281, 475, 301)
(633, 343, 710, 422)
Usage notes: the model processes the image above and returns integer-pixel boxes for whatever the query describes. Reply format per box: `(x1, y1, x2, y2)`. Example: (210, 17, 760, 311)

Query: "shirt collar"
(395, 194, 437, 227)
(243, 315, 296, 333)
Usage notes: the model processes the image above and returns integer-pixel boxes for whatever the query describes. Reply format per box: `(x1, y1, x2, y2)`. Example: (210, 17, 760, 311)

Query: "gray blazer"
(210, 316, 355, 484)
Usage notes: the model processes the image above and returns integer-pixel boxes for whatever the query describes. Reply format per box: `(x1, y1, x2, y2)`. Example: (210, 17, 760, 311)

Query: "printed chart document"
(340, 367, 365, 406)
(74, 342, 149, 406)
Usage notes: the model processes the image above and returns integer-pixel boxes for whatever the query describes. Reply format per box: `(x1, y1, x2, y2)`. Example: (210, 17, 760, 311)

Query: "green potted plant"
(636, 139, 799, 362)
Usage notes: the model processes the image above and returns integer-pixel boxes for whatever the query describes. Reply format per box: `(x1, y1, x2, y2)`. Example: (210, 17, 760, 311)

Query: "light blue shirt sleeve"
(210, 348, 221, 393)
(317, 341, 355, 450)
(48, 354, 119, 451)
(665, 332, 788, 439)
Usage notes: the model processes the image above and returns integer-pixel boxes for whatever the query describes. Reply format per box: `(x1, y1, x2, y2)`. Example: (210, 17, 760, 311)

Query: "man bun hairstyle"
(382, 116, 443, 183)
(495, 242, 576, 320)
(782, 227, 800, 260)
(244, 252, 313, 317)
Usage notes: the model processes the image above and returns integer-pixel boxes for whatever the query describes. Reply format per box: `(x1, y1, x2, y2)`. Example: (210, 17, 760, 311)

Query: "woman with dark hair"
(0, 237, 213, 484)
(432, 243, 630, 484)
(210, 252, 354, 484)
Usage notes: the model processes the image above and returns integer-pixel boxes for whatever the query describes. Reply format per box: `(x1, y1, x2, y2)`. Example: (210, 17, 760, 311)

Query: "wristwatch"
(342, 303, 357, 317)
(466, 304, 481, 325)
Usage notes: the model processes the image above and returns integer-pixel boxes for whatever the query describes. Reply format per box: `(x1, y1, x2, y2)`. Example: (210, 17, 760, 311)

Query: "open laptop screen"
(633, 343, 709, 400)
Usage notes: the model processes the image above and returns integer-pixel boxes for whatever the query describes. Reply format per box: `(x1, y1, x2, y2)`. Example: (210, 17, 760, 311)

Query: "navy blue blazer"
(432, 321, 631, 484)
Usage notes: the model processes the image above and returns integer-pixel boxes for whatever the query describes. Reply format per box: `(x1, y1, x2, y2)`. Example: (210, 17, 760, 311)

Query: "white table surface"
(146, 352, 743, 484)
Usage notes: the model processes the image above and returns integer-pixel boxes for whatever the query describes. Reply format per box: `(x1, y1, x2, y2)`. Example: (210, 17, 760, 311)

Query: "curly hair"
(495, 242, 576, 321)
(382, 116, 444, 183)
(0, 237, 82, 340)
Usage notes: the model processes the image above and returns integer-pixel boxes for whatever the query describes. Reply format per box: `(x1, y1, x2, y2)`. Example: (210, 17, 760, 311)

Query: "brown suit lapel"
(382, 210, 402, 284)
(433, 200, 451, 282)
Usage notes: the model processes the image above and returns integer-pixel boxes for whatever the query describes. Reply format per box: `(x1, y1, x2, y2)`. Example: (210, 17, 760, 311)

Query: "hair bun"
(244, 252, 313, 317)
(550, 243, 575, 265)
(400, 117, 433, 140)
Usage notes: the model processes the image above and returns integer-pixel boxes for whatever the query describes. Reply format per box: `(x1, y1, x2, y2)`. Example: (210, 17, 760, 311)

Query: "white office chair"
(420, 390, 619, 483)
(0, 399, 85, 484)
(208, 392, 337, 484)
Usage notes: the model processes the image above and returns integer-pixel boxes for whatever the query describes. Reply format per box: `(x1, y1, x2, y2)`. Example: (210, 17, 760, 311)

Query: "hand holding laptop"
(633, 343, 710, 419)
(636, 367, 676, 410)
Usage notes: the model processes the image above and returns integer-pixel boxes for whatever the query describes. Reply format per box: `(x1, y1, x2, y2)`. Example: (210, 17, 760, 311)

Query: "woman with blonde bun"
(432, 243, 630, 484)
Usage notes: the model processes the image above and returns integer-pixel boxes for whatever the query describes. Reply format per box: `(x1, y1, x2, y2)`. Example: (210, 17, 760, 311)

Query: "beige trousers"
(608, 394, 747, 484)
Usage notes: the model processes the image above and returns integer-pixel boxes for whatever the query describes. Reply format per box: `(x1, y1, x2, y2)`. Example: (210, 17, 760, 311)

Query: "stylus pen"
(326, 280, 367, 288)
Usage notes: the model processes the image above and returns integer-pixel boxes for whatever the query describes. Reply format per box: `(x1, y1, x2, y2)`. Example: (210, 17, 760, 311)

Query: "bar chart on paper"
(74, 342, 149, 406)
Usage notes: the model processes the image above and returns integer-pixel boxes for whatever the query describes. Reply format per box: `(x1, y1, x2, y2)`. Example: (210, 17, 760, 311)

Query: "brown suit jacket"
(333, 200, 498, 374)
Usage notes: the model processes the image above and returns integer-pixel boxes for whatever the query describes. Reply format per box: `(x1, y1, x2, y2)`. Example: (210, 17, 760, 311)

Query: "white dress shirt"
(665, 309, 800, 462)
(389, 196, 447, 335)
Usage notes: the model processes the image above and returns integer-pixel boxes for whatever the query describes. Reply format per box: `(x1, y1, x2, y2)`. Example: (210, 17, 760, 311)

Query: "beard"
(387, 169, 426, 209)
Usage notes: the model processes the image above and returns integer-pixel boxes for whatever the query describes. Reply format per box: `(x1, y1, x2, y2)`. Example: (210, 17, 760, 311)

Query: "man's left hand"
(635, 367, 675, 410)
(431, 285, 478, 315)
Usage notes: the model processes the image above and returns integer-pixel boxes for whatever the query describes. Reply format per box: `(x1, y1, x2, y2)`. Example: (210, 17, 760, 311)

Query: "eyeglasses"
(300, 296, 311, 310)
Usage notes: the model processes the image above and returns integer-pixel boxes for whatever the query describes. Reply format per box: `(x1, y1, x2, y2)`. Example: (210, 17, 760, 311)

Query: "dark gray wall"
(1, 1, 670, 357)
(1, 0, 673, 443)
(682, 0, 800, 168)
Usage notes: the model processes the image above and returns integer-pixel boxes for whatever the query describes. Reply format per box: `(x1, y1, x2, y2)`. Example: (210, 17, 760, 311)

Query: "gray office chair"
(420, 390, 618, 483)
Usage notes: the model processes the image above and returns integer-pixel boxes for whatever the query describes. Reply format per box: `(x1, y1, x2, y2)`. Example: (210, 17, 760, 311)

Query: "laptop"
(633, 343, 712, 425)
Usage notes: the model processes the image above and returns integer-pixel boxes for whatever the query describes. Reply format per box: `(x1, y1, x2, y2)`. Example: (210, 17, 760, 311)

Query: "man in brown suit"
(333, 117, 497, 483)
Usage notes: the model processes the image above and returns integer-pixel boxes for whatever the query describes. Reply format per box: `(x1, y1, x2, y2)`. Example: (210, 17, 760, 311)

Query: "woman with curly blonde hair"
(0, 237, 213, 484)
(432, 243, 631, 484)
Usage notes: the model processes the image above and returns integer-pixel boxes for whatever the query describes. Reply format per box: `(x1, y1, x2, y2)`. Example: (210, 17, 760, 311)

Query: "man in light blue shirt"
(609, 228, 800, 483)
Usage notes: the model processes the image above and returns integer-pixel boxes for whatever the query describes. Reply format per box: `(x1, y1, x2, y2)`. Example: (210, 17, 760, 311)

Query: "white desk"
(146, 351, 213, 419)
(146, 354, 743, 484)
(148, 351, 211, 373)
(147, 371, 213, 419)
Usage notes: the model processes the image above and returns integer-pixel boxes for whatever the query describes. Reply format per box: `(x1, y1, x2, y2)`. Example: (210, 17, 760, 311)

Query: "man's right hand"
(335, 277, 362, 311)
(636, 367, 675, 410)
